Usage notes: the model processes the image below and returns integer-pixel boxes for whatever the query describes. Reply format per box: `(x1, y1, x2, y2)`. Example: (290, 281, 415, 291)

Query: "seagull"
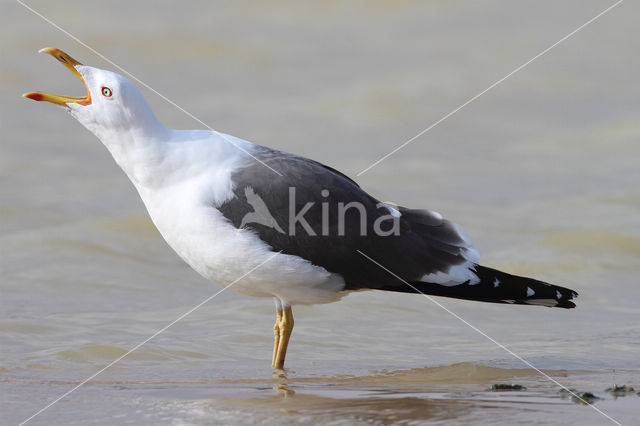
(24, 48, 577, 370)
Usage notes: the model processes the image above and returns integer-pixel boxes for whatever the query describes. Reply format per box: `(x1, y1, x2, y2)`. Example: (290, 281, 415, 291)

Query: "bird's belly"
(141, 189, 346, 305)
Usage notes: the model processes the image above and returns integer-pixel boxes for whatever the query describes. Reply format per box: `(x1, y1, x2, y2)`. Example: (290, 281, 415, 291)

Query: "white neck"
(98, 120, 172, 189)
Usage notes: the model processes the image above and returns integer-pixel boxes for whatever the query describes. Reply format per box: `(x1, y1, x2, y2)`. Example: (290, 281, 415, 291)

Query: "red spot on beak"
(24, 92, 44, 101)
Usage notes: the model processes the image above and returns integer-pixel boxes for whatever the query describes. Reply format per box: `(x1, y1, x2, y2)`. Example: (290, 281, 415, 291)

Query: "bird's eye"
(101, 86, 113, 97)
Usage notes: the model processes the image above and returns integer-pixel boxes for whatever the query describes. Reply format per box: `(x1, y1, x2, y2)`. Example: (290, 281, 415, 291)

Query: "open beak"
(23, 48, 91, 106)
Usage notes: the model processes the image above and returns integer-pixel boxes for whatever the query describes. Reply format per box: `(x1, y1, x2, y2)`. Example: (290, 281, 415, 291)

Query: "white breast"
(135, 153, 346, 306)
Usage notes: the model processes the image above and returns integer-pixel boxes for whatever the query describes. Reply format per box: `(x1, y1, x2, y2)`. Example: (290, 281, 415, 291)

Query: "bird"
(24, 48, 578, 370)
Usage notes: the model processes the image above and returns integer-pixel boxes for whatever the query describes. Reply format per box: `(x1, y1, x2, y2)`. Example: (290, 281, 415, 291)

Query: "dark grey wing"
(217, 147, 476, 290)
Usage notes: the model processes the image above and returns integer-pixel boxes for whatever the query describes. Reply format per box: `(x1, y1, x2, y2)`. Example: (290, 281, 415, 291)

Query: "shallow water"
(2, 0, 640, 425)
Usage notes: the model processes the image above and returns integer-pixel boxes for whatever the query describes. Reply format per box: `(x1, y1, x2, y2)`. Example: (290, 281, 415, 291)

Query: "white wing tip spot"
(381, 202, 401, 218)
(493, 278, 500, 287)
(430, 210, 443, 221)
(526, 287, 535, 297)
(556, 290, 562, 299)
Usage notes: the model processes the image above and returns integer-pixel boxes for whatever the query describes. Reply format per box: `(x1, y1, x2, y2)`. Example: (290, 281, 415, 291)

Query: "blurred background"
(2, 1, 639, 424)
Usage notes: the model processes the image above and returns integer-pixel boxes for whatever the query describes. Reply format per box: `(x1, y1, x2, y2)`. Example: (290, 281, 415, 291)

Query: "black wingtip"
(391, 265, 579, 309)
(556, 299, 577, 309)
(559, 290, 578, 309)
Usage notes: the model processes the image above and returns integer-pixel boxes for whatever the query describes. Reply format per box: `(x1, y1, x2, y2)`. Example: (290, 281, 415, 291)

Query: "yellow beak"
(23, 48, 92, 106)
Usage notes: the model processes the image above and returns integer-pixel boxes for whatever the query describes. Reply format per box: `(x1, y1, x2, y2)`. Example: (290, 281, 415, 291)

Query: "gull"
(24, 48, 577, 370)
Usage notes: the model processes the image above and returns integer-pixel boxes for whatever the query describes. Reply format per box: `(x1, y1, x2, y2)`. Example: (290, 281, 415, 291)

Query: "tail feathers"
(401, 265, 578, 309)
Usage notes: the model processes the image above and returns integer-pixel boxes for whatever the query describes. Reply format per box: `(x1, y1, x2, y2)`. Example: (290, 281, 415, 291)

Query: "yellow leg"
(271, 299, 283, 368)
(273, 304, 294, 370)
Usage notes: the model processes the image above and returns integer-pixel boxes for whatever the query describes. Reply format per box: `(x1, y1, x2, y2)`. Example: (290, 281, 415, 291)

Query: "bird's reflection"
(272, 369, 295, 396)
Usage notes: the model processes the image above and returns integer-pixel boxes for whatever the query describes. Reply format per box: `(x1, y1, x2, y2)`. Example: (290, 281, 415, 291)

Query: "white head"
(70, 65, 165, 140)
(24, 48, 172, 186)
(24, 48, 167, 149)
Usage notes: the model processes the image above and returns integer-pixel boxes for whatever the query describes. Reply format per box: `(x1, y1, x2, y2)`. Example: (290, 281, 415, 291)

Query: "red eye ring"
(101, 86, 113, 97)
